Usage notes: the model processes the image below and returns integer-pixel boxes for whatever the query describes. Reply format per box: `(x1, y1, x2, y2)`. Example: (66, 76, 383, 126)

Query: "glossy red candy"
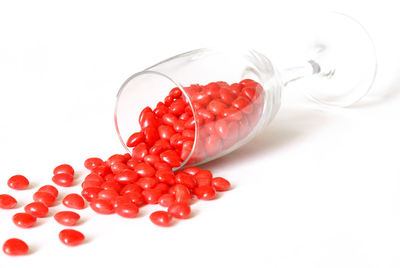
(90, 198, 114, 214)
(120, 184, 142, 195)
(53, 164, 74, 176)
(158, 194, 175, 207)
(84, 157, 104, 170)
(150, 211, 172, 227)
(175, 172, 196, 189)
(33, 191, 56, 206)
(52, 173, 74, 187)
(115, 202, 139, 218)
(59, 229, 85, 246)
(158, 125, 175, 140)
(54, 211, 80, 226)
(114, 170, 139, 185)
(136, 177, 157, 189)
(182, 167, 200, 176)
(134, 162, 155, 177)
(101, 181, 122, 193)
(143, 126, 160, 145)
(127, 132, 145, 147)
(24, 202, 49, 217)
(7, 175, 29, 190)
(12, 213, 36, 228)
(0, 194, 17, 209)
(131, 142, 148, 161)
(170, 184, 191, 204)
(211, 177, 231, 191)
(110, 162, 129, 174)
(63, 194, 85, 210)
(142, 189, 163, 204)
(155, 170, 175, 185)
(38, 185, 59, 197)
(194, 185, 216, 200)
(168, 203, 191, 219)
(81, 187, 102, 202)
(2, 238, 29, 256)
(160, 150, 182, 167)
(124, 192, 145, 207)
(97, 189, 119, 202)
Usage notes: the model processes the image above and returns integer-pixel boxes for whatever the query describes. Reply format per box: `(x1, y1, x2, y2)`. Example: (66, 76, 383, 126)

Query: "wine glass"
(114, 13, 377, 169)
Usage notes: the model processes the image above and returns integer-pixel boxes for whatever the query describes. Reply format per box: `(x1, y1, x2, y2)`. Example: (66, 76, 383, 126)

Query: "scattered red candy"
(33, 191, 56, 207)
(54, 211, 80, 226)
(24, 202, 49, 218)
(0, 194, 17, 209)
(115, 202, 139, 218)
(168, 203, 191, 219)
(63, 194, 85, 210)
(211, 177, 231, 191)
(2, 238, 29, 256)
(59, 229, 85, 246)
(53, 164, 75, 176)
(52, 173, 74, 187)
(12, 213, 36, 228)
(7, 175, 29, 190)
(90, 198, 114, 214)
(38, 185, 59, 197)
(150, 211, 172, 227)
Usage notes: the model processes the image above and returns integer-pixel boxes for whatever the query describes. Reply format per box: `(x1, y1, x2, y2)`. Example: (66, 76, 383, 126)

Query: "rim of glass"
(114, 70, 199, 170)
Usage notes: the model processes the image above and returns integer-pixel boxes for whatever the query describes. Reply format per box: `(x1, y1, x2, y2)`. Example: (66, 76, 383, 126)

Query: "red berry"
(115, 202, 139, 218)
(90, 198, 114, 214)
(194, 185, 216, 200)
(12, 213, 36, 228)
(149, 211, 172, 227)
(160, 150, 182, 167)
(33, 191, 56, 206)
(59, 229, 85, 246)
(81, 187, 102, 202)
(7, 175, 29, 190)
(211, 177, 231, 191)
(53, 164, 74, 176)
(52, 173, 74, 187)
(2, 238, 29, 256)
(84, 157, 104, 170)
(24, 202, 49, 217)
(54, 211, 80, 226)
(0, 194, 17, 209)
(38, 185, 59, 197)
(63, 194, 85, 210)
(168, 203, 191, 219)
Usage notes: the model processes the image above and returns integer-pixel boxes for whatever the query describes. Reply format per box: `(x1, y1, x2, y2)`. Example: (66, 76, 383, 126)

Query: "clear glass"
(115, 13, 377, 169)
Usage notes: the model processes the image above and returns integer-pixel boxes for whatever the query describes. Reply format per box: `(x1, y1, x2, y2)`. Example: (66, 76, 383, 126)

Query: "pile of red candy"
(0, 79, 264, 256)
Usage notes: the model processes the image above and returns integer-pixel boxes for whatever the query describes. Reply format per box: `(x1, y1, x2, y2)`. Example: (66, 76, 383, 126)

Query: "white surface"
(1, 1, 400, 267)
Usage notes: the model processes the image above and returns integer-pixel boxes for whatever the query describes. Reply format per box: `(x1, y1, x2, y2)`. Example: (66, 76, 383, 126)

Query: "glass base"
(301, 12, 377, 107)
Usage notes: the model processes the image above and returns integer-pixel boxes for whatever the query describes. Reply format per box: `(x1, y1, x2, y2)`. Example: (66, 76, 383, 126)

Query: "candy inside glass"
(115, 13, 377, 169)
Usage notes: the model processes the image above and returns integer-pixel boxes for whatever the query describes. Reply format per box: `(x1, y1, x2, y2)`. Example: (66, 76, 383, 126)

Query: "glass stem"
(280, 60, 322, 86)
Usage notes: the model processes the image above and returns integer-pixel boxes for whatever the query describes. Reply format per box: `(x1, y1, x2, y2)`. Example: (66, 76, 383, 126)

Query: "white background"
(1, 0, 400, 267)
